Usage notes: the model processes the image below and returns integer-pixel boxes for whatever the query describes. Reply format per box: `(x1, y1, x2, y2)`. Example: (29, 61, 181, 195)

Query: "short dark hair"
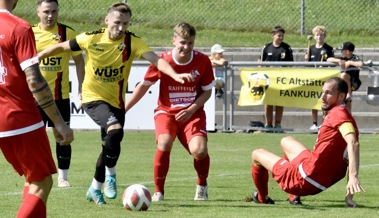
(37, 0, 58, 6)
(107, 2, 132, 17)
(272, 25, 285, 35)
(326, 77, 348, 95)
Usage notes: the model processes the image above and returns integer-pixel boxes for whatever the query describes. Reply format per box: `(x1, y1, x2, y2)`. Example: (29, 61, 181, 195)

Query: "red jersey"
(0, 10, 43, 137)
(143, 50, 215, 115)
(301, 105, 359, 188)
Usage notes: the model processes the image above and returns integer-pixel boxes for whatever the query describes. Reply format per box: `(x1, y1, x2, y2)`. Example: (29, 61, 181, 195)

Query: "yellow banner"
(238, 68, 339, 109)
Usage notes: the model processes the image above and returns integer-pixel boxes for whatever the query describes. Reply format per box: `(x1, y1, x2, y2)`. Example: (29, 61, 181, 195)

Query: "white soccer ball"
(122, 184, 152, 211)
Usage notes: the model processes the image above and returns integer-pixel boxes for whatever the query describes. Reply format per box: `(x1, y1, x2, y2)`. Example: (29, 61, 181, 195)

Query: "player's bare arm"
(72, 53, 85, 95)
(38, 40, 72, 59)
(343, 132, 365, 196)
(124, 82, 151, 113)
(142, 51, 194, 83)
(175, 89, 212, 122)
(24, 64, 74, 145)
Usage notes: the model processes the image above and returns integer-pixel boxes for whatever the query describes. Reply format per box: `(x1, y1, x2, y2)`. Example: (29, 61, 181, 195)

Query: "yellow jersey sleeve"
(339, 122, 355, 136)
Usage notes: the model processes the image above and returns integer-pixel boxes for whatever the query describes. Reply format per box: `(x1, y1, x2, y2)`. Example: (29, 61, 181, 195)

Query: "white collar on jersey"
(171, 48, 193, 66)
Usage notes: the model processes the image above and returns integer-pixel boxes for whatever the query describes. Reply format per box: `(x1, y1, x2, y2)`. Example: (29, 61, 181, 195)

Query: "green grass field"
(0, 131, 378, 217)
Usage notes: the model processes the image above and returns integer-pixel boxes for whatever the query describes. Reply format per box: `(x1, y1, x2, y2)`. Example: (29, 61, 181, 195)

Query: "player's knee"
(192, 148, 208, 160)
(105, 128, 124, 146)
(252, 148, 265, 161)
(280, 136, 294, 147)
(189, 140, 207, 159)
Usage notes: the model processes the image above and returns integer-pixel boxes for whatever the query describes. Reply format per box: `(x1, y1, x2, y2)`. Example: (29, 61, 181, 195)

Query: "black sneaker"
(288, 195, 302, 205)
(252, 190, 275, 204)
(216, 89, 224, 99)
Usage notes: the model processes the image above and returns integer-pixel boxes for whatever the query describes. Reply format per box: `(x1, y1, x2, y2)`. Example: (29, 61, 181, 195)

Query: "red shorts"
(154, 110, 207, 151)
(0, 127, 57, 182)
(272, 150, 321, 196)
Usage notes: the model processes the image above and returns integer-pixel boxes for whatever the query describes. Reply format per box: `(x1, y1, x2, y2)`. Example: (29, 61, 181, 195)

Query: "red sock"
(154, 149, 170, 194)
(194, 154, 210, 186)
(251, 163, 269, 203)
(17, 194, 46, 218)
(22, 186, 29, 199)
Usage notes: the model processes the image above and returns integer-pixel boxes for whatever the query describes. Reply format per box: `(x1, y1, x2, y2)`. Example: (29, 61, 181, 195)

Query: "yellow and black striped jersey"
(32, 23, 81, 100)
(74, 28, 151, 109)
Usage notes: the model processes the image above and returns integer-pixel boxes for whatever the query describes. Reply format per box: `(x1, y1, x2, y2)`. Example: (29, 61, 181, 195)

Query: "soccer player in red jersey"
(0, 0, 73, 217)
(125, 22, 215, 201)
(250, 77, 364, 207)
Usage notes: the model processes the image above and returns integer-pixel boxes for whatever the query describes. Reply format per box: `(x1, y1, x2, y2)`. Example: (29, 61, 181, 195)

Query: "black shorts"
(38, 98, 70, 127)
(82, 101, 125, 139)
(345, 71, 362, 91)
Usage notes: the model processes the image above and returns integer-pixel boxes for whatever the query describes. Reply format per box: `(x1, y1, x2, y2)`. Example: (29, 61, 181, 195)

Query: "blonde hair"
(312, 26, 327, 35)
(173, 22, 196, 38)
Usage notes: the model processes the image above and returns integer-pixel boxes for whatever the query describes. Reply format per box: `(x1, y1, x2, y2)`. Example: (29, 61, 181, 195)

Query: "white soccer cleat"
(194, 184, 208, 200)
(57, 178, 71, 188)
(152, 192, 164, 202)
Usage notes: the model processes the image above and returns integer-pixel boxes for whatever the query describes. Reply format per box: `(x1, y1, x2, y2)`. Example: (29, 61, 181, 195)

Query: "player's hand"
(345, 193, 358, 208)
(346, 177, 365, 196)
(78, 93, 83, 109)
(174, 73, 195, 84)
(175, 108, 194, 122)
(55, 122, 74, 145)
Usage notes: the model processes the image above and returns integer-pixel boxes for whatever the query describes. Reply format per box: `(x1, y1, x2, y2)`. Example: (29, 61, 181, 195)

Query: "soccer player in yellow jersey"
(39, 2, 193, 205)
(33, 0, 84, 188)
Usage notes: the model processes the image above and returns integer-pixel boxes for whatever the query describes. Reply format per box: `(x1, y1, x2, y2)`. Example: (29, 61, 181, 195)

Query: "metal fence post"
(301, 0, 305, 35)
(222, 65, 228, 131)
(229, 66, 235, 131)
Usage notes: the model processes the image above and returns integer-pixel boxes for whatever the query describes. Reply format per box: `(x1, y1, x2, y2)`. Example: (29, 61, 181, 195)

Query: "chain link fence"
(14, 0, 379, 40)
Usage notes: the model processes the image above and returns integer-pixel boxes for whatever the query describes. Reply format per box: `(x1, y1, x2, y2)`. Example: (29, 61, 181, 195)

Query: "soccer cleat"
(194, 184, 208, 200)
(104, 174, 117, 199)
(309, 124, 319, 131)
(288, 195, 302, 205)
(57, 178, 71, 188)
(252, 190, 275, 204)
(86, 187, 106, 205)
(152, 192, 164, 202)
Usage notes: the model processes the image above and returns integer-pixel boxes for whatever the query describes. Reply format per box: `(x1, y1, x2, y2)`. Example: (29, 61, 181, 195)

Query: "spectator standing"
(305, 25, 334, 131)
(260, 26, 294, 130)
